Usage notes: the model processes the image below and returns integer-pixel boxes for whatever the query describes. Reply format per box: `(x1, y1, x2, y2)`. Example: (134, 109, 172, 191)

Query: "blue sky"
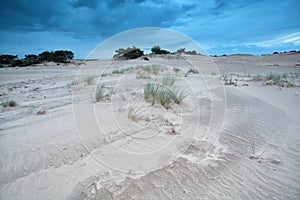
(0, 0, 299, 58)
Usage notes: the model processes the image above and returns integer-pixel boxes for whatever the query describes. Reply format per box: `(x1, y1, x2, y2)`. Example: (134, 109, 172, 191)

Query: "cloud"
(252, 32, 300, 47)
(0, 0, 299, 58)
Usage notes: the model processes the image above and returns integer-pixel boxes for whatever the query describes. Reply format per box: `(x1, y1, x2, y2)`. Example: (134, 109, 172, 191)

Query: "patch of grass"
(222, 75, 234, 85)
(144, 83, 160, 105)
(187, 68, 199, 74)
(136, 71, 151, 79)
(84, 75, 95, 85)
(68, 79, 79, 87)
(266, 72, 281, 83)
(141, 64, 162, 75)
(173, 67, 181, 73)
(112, 67, 134, 74)
(162, 75, 176, 87)
(143, 81, 188, 109)
(1, 100, 17, 107)
(173, 88, 189, 104)
(101, 73, 111, 77)
(253, 74, 263, 81)
(128, 104, 142, 121)
(157, 86, 174, 109)
(252, 72, 299, 87)
(95, 85, 105, 102)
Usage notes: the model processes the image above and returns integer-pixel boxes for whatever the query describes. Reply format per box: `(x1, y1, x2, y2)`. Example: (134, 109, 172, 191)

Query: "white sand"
(0, 53, 299, 199)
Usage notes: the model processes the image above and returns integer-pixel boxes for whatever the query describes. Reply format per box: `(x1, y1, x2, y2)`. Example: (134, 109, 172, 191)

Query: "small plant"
(187, 68, 199, 74)
(1, 100, 17, 107)
(173, 67, 181, 73)
(101, 73, 110, 77)
(68, 79, 79, 87)
(128, 104, 142, 121)
(112, 67, 134, 74)
(158, 86, 175, 109)
(173, 88, 189, 104)
(266, 72, 281, 83)
(143, 81, 188, 109)
(141, 65, 162, 75)
(144, 83, 160, 105)
(253, 74, 263, 81)
(222, 75, 234, 85)
(95, 85, 105, 102)
(162, 75, 176, 87)
(136, 71, 151, 79)
(85, 75, 95, 85)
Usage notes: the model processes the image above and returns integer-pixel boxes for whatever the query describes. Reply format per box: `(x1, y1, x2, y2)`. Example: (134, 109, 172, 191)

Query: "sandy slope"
(0, 54, 299, 199)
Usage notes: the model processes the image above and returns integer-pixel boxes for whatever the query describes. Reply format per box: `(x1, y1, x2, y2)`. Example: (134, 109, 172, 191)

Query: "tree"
(185, 50, 197, 55)
(0, 54, 18, 64)
(176, 48, 185, 55)
(53, 50, 74, 62)
(151, 45, 170, 55)
(25, 54, 39, 64)
(113, 47, 144, 60)
(39, 51, 54, 61)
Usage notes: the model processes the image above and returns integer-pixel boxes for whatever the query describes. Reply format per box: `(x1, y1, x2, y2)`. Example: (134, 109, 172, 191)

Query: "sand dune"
(0, 53, 299, 199)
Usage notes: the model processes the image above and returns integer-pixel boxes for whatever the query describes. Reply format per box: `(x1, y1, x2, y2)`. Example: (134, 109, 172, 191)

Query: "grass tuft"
(84, 75, 95, 85)
(95, 85, 105, 102)
(162, 75, 176, 87)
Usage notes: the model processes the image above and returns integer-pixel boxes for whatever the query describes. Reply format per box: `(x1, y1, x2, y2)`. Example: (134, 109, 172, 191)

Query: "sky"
(0, 0, 299, 59)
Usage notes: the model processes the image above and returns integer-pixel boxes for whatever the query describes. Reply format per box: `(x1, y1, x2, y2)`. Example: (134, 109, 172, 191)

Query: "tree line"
(0, 50, 74, 67)
(113, 46, 198, 60)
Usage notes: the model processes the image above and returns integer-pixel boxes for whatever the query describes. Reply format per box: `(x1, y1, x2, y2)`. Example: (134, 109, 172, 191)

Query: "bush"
(113, 47, 144, 60)
(151, 46, 170, 55)
(2, 100, 17, 107)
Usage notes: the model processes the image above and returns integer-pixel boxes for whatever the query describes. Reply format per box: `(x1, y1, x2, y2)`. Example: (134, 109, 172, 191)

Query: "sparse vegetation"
(1, 100, 17, 107)
(95, 85, 105, 102)
(112, 67, 134, 74)
(84, 76, 95, 85)
(143, 78, 188, 109)
(162, 75, 176, 87)
(136, 71, 151, 79)
(128, 104, 142, 121)
(173, 88, 189, 105)
(95, 85, 115, 102)
(252, 72, 299, 87)
(68, 79, 79, 87)
(222, 75, 235, 85)
(141, 64, 162, 75)
(173, 67, 181, 73)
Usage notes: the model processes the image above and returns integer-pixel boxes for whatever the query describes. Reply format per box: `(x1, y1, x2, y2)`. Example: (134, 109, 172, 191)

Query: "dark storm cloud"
(0, 0, 194, 38)
(0, 0, 299, 58)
